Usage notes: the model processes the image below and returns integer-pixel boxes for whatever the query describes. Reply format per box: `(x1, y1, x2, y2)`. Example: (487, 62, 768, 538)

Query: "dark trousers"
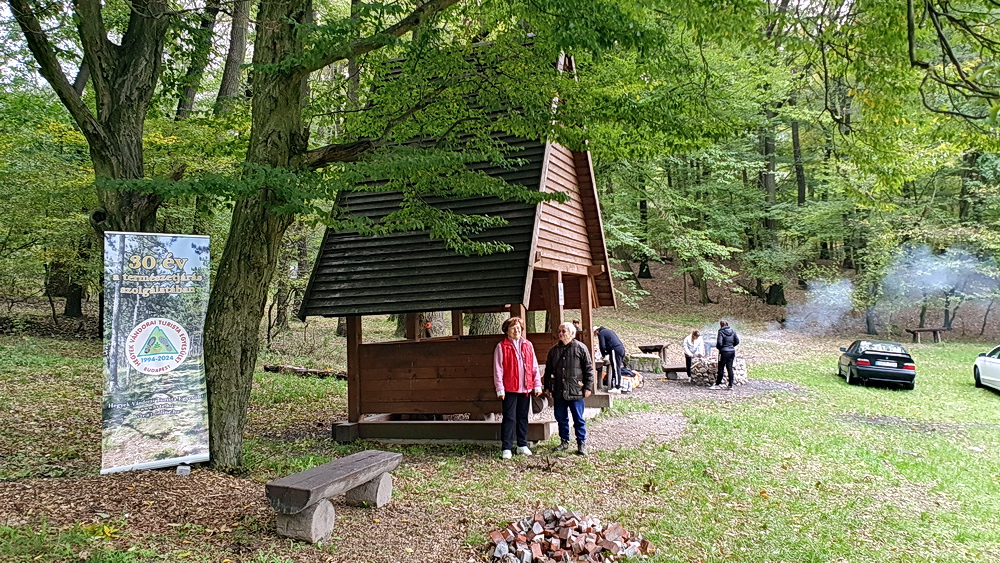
(501, 392, 530, 450)
(685, 355, 693, 374)
(716, 350, 736, 386)
(605, 348, 625, 388)
(553, 397, 586, 445)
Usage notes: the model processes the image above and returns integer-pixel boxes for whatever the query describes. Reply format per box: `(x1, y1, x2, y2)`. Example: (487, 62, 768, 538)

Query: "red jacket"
(495, 338, 540, 394)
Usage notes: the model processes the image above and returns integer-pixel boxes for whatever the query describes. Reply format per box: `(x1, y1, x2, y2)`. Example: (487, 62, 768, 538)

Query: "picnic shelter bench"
(265, 449, 402, 543)
(904, 327, 948, 343)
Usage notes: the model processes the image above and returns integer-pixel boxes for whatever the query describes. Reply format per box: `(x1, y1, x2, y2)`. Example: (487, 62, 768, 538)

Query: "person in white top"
(683, 329, 705, 375)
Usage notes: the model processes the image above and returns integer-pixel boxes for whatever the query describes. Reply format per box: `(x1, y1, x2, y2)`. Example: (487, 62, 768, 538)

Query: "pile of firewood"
(487, 507, 655, 562)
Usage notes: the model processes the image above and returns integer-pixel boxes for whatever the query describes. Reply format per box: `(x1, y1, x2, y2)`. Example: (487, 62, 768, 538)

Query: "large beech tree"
(8, 0, 170, 232)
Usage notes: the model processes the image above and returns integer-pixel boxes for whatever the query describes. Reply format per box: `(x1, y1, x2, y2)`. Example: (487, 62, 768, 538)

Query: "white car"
(973, 346, 1000, 392)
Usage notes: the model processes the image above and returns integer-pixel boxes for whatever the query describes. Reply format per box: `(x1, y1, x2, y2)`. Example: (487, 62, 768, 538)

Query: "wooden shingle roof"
(299, 135, 613, 318)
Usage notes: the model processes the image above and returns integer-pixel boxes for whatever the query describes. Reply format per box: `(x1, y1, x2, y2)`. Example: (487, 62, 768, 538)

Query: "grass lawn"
(1, 318, 999, 562)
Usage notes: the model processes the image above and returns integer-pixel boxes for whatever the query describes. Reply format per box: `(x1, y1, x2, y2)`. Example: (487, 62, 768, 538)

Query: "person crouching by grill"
(544, 322, 595, 456)
(494, 316, 541, 460)
(683, 329, 705, 374)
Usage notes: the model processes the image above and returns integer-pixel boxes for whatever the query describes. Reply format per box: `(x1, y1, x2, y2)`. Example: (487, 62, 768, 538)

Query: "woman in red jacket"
(493, 317, 542, 459)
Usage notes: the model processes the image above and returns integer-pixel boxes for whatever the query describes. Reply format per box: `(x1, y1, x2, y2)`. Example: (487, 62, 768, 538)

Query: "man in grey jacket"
(710, 320, 740, 390)
(544, 322, 595, 455)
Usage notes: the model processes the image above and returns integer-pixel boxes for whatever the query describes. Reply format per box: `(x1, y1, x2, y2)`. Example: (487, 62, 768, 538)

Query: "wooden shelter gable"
(534, 144, 615, 307)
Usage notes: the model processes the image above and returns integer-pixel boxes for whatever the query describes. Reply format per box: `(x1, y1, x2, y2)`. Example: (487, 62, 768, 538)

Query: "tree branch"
(301, 139, 377, 169)
(303, 0, 461, 73)
(7, 0, 99, 137)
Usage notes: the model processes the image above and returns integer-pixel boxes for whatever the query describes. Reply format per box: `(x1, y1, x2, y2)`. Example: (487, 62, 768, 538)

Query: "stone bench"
(637, 343, 669, 363)
(904, 327, 948, 343)
(627, 353, 663, 374)
(265, 449, 402, 543)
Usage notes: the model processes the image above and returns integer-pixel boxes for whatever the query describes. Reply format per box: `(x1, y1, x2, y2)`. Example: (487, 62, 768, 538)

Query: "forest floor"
(1, 261, 998, 562)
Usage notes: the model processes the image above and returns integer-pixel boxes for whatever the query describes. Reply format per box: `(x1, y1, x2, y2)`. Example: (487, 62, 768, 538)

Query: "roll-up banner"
(101, 232, 211, 474)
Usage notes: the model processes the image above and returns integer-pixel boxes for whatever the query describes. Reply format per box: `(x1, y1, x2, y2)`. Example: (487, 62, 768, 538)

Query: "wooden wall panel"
(357, 333, 558, 415)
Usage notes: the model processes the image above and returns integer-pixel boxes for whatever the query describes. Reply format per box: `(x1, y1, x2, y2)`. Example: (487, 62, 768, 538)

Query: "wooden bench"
(662, 364, 689, 380)
(904, 327, 948, 343)
(265, 449, 402, 543)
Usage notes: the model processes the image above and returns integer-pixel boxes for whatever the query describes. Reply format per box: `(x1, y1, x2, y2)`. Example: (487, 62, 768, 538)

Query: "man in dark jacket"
(711, 320, 740, 389)
(544, 322, 595, 455)
(594, 325, 627, 392)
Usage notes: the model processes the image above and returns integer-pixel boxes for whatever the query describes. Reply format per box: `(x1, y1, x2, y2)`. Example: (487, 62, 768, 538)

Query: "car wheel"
(974, 367, 984, 389)
(846, 368, 856, 385)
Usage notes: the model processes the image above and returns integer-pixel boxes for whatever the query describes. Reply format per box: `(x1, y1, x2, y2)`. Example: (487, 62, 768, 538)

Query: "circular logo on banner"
(126, 318, 190, 375)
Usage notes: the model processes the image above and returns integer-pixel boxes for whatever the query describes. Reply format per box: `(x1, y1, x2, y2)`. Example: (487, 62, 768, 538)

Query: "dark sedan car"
(837, 340, 916, 390)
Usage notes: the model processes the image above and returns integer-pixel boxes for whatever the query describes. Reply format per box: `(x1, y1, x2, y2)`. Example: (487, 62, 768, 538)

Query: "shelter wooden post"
(578, 275, 594, 348)
(548, 271, 564, 333)
(405, 314, 421, 340)
(346, 316, 362, 423)
(451, 310, 463, 336)
(511, 304, 526, 319)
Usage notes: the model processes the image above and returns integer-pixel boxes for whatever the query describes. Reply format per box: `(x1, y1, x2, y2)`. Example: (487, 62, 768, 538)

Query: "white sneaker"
(607, 388, 621, 394)
(708, 384, 721, 390)
(501, 449, 512, 459)
(516, 446, 533, 456)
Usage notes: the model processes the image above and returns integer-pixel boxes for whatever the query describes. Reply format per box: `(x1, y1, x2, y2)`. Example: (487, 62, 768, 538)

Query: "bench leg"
(275, 499, 336, 543)
(933, 332, 941, 343)
(346, 472, 393, 508)
(913, 333, 920, 344)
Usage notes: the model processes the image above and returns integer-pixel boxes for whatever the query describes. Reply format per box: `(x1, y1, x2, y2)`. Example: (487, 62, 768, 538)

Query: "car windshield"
(858, 341, 906, 354)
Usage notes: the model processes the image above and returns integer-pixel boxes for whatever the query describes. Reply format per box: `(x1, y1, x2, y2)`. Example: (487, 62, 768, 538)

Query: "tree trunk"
(205, 197, 293, 471)
(765, 283, 786, 306)
(421, 311, 448, 337)
(468, 312, 506, 335)
(792, 119, 807, 205)
(758, 111, 777, 232)
(204, 0, 307, 471)
(690, 269, 712, 305)
(64, 283, 83, 317)
(865, 306, 878, 335)
(980, 299, 994, 336)
(175, 0, 221, 119)
(215, 0, 251, 114)
(637, 198, 651, 278)
(959, 150, 979, 222)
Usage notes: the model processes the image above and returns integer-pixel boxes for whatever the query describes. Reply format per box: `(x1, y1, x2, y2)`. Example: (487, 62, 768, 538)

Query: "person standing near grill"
(683, 329, 705, 374)
(710, 320, 740, 389)
(494, 317, 542, 459)
(544, 322, 595, 456)
(594, 326, 627, 393)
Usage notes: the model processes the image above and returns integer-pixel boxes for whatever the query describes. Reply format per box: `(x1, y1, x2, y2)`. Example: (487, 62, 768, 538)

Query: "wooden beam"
(578, 276, 594, 365)
(405, 313, 421, 340)
(534, 256, 592, 277)
(346, 316, 362, 423)
(511, 303, 526, 319)
(587, 264, 605, 276)
(451, 310, 463, 336)
(548, 270, 563, 333)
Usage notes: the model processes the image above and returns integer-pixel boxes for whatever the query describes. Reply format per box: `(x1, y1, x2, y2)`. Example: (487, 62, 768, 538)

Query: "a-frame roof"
(299, 134, 613, 318)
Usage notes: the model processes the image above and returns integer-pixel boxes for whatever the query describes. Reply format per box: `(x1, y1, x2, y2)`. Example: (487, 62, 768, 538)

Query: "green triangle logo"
(138, 326, 179, 357)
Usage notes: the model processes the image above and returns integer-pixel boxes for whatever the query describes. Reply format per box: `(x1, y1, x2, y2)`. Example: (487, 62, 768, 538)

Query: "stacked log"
(488, 507, 654, 562)
(688, 356, 748, 387)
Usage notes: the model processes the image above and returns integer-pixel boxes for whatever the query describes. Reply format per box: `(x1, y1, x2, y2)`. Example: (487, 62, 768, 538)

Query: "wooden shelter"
(299, 134, 614, 442)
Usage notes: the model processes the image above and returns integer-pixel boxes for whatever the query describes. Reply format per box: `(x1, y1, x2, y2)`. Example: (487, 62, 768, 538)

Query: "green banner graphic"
(102, 232, 210, 474)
